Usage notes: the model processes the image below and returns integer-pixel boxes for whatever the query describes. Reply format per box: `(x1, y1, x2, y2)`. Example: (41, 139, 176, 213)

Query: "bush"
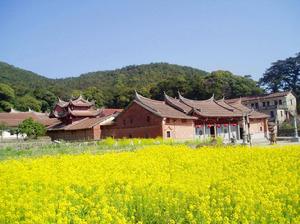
(18, 118, 46, 139)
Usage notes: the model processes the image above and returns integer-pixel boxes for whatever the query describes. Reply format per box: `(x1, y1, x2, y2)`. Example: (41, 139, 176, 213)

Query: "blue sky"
(0, 0, 299, 79)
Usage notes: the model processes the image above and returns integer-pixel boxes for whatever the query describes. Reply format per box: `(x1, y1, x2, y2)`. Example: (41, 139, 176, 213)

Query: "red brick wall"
(47, 128, 95, 141)
(102, 102, 163, 138)
(162, 118, 195, 140)
(93, 125, 101, 140)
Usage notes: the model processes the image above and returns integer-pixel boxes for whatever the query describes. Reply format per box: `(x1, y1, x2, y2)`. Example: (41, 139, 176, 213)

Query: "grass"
(0, 137, 221, 161)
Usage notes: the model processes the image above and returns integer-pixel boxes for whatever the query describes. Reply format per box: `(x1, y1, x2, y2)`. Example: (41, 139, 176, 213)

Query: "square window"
(166, 131, 171, 138)
(279, 100, 282, 105)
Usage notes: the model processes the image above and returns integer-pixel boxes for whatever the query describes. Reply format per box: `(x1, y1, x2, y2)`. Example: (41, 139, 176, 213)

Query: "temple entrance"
(210, 126, 215, 137)
(239, 127, 243, 139)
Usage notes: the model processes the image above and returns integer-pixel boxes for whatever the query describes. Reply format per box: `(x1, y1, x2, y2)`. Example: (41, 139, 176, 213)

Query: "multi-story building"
(227, 91, 297, 125)
(47, 96, 122, 141)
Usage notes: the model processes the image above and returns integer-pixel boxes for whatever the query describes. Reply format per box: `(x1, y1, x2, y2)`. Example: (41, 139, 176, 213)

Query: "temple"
(47, 96, 122, 141)
(102, 92, 269, 143)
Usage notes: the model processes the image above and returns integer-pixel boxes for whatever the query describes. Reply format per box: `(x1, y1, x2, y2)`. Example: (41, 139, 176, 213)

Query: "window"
(255, 103, 259, 109)
(166, 131, 171, 138)
(290, 99, 293, 105)
(274, 100, 278, 105)
(146, 116, 150, 123)
(270, 111, 274, 118)
(262, 102, 266, 107)
(251, 103, 254, 108)
(280, 111, 283, 117)
(267, 101, 270, 106)
(279, 100, 282, 105)
(260, 126, 263, 131)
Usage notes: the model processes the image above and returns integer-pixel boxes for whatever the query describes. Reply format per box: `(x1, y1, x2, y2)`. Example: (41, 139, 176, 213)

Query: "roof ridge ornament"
(10, 108, 19, 113)
(177, 91, 184, 100)
(134, 90, 141, 101)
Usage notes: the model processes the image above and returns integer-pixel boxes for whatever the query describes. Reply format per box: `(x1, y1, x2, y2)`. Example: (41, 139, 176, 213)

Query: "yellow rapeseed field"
(0, 145, 299, 223)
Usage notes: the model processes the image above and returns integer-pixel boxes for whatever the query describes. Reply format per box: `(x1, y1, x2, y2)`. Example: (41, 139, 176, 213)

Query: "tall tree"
(259, 53, 300, 94)
(259, 53, 300, 112)
(0, 83, 15, 111)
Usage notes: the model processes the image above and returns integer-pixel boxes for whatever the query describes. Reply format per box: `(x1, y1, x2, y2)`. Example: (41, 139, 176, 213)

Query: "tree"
(259, 52, 300, 112)
(15, 95, 42, 112)
(18, 118, 46, 139)
(83, 87, 105, 107)
(0, 83, 15, 111)
(33, 89, 57, 112)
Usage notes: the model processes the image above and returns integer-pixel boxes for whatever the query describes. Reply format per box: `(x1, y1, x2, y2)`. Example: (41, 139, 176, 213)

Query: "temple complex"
(47, 96, 122, 141)
(102, 92, 269, 142)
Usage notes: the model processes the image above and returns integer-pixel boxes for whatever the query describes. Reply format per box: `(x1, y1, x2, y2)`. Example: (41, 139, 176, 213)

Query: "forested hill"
(0, 61, 263, 112)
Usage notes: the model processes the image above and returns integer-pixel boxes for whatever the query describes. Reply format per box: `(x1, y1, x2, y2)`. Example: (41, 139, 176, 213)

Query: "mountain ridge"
(0, 61, 263, 112)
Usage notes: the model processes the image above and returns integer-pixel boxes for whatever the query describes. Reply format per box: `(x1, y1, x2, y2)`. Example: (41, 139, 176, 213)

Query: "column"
(237, 124, 240, 140)
(214, 123, 217, 138)
(203, 123, 206, 139)
(228, 122, 231, 142)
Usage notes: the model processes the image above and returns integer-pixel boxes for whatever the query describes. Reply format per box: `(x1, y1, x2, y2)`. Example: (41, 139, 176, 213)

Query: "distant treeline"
(0, 53, 299, 113)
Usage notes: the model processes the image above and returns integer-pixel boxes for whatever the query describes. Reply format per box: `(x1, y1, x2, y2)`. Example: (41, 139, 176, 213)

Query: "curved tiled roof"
(47, 114, 117, 131)
(68, 108, 100, 117)
(227, 90, 293, 103)
(0, 111, 59, 127)
(223, 99, 269, 119)
(69, 95, 94, 107)
(134, 92, 197, 120)
(178, 93, 242, 117)
(164, 93, 192, 114)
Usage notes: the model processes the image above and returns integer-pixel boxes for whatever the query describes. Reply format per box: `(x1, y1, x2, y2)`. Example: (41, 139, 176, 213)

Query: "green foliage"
(0, 83, 15, 101)
(33, 89, 56, 112)
(0, 83, 15, 111)
(0, 101, 13, 112)
(0, 61, 265, 111)
(18, 118, 46, 139)
(259, 52, 300, 112)
(15, 95, 42, 112)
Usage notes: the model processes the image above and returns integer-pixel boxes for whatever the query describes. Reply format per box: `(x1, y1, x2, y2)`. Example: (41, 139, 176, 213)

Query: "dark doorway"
(239, 127, 243, 139)
(210, 126, 215, 137)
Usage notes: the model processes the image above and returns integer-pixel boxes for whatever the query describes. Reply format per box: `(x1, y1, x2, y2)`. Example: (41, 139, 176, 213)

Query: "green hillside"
(0, 61, 263, 112)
